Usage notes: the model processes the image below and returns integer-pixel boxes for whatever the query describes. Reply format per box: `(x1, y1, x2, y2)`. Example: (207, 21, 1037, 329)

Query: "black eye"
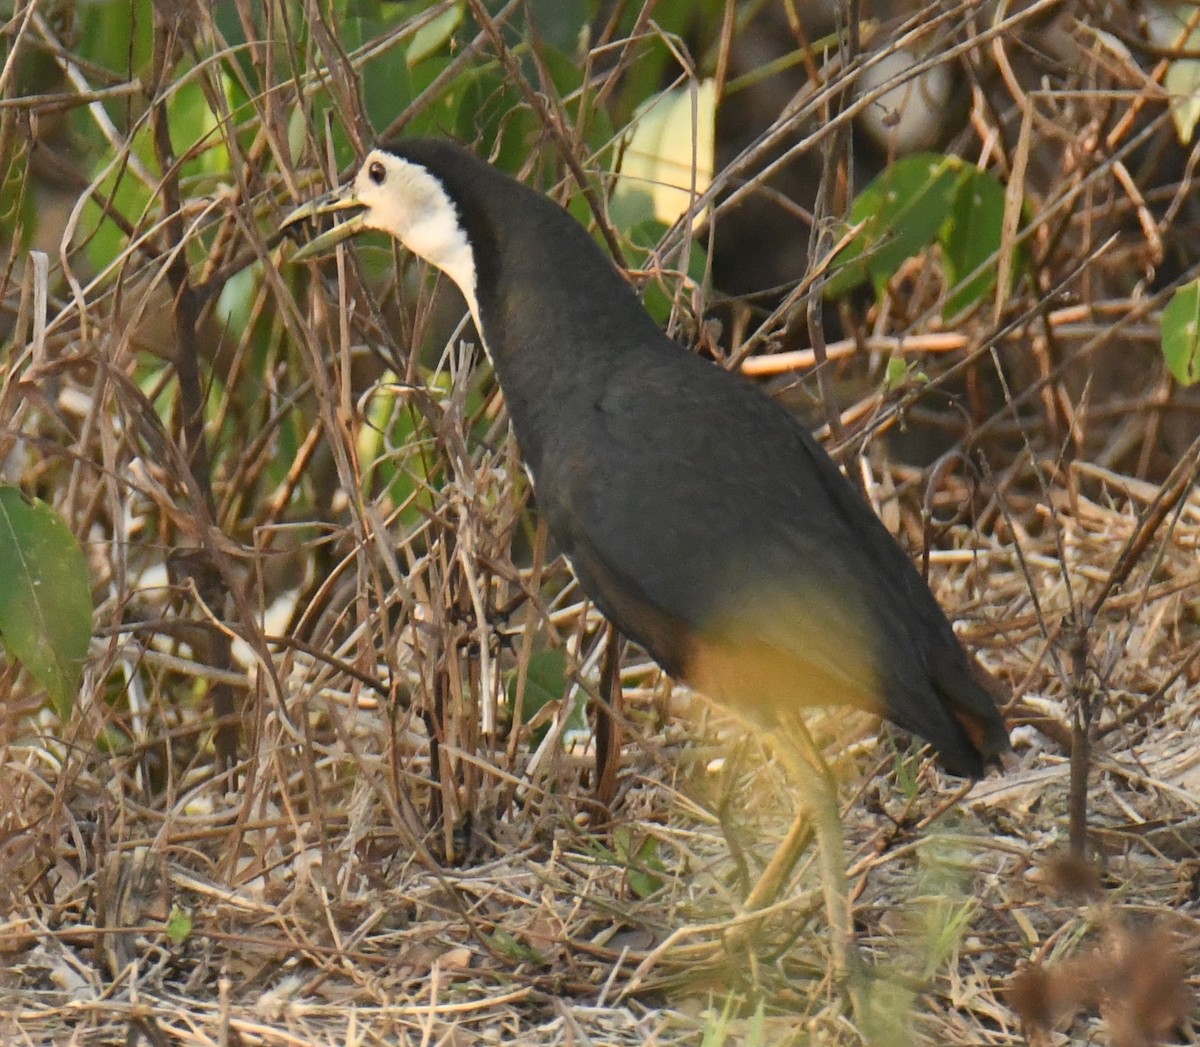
(368, 160, 386, 185)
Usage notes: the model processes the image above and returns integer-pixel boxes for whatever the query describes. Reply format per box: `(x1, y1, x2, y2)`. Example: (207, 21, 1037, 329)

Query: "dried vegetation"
(0, 0, 1198, 1044)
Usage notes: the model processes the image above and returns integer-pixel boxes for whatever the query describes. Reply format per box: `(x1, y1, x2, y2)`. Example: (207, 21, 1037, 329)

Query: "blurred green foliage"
(3, 0, 1051, 734)
(0, 488, 92, 718)
(825, 152, 1024, 321)
(1161, 279, 1200, 386)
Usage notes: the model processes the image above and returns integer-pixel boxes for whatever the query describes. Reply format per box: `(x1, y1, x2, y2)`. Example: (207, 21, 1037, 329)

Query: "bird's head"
(282, 146, 478, 322)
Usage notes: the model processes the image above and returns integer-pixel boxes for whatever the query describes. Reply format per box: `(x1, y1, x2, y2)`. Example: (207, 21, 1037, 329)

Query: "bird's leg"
(771, 716, 868, 1005)
(741, 806, 814, 913)
(723, 715, 871, 1024)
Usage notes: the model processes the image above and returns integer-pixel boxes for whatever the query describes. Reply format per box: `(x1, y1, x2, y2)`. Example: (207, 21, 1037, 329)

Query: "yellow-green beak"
(282, 184, 367, 261)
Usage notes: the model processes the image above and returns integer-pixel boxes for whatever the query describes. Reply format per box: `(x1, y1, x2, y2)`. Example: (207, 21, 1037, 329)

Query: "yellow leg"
(770, 715, 870, 1017)
(722, 712, 869, 1022)
(741, 806, 814, 913)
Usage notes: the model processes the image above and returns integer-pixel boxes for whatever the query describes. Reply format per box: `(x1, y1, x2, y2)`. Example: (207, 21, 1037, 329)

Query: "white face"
(354, 149, 481, 327)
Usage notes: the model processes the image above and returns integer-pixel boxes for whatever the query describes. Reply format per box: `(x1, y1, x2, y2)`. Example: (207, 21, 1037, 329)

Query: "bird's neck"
(441, 173, 669, 471)
(473, 249, 662, 472)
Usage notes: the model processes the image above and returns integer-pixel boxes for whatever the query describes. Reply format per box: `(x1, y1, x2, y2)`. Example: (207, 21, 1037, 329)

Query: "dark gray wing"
(532, 346, 1005, 774)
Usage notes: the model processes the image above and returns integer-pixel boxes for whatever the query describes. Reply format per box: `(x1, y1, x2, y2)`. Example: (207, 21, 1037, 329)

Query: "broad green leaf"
(344, 12, 417, 132)
(76, 0, 154, 78)
(452, 68, 530, 160)
(169, 79, 228, 178)
(1153, 5, 1200, 143)
(527, 0, 594, 52)
(399, 55, 457, 138)
(214, 3, 256, 86)
(1162, 279, 1200, 386)
(358, 374, 429, 525)
(1165, 57, 1200, 144)
(215, 260, 260, 336)
(510, 647, 570, 730)
(340, 0, 380, 16)
(615, 215, 709, 325)
(407, 2, 463, 66)
(508, 646, 590, 748)
(611, 79, 716, 232)
(608, 0, 709, 123)
(824, 152, 962, 298)
(81, 146, 156, 274)
(0, 487, 92, 718)
(535, 43, 588, 108)
(825, 154, 1024, 314)
(941, 167, 1009, 317)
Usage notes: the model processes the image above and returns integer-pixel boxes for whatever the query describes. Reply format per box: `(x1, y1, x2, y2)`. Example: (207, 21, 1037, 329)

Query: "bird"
(282, 137, 1010, 991)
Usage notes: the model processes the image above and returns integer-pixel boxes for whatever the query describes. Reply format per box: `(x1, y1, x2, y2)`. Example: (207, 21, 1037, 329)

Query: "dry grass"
(1, 0, 1199, 1044)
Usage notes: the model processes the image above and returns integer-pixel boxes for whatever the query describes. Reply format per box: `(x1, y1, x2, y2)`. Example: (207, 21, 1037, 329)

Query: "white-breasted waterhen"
(283, 138, 1010, 990)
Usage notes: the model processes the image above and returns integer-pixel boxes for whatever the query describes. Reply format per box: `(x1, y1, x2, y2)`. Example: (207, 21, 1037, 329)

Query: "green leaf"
(215, 260, 260, 335)
(168, 79, 228, 178)
(527, 0, 595, 52)
(356, 13, 417, 131)
(890, 734, 922, 801)
(611, 79, 716, 232)
(1162, 279, 1200, 386)
(407, 2, 464, 67)
(81, 144, 156, 274)
(1166, 58, 1200, 144)
(485, 927, 547, 964)
(1160, 6, 1200, 143)
(76, 0, 154, 78)
(614, 826, 666, 899)
(884, 355, 909, 391)
(358, 375, 428, 524)
(451, 67, 530, 157)
(698, 993, 739, 1047)
(940, 167, 1009, 317)
(0, 487, 92, 718)
(607, 0, 707, 124)
(166, 905, 193, 946)
(0, 146, 36, 250)
(510, 647, 570, 744)
(824, 153, 963, 298)
(533, 43, 588, 108)
(825, 154, 1025, 314)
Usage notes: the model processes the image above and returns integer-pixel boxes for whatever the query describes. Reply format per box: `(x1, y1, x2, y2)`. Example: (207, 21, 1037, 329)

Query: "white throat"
(357, 153, 482, 332)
